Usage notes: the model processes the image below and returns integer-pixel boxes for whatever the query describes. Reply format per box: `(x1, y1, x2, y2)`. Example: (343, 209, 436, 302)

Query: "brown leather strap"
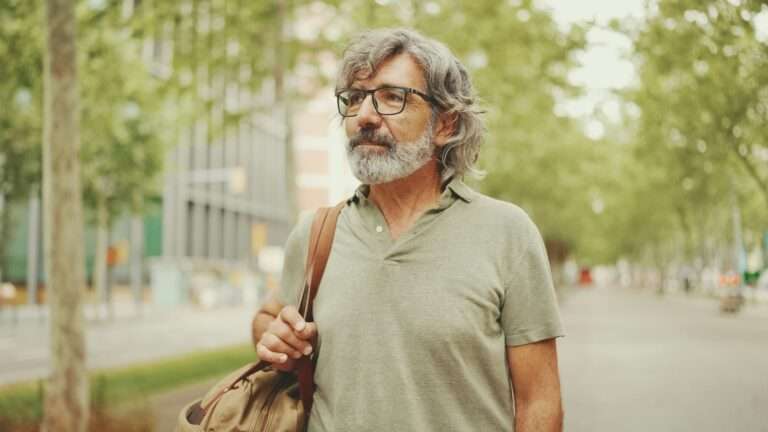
(197, 203, 345, 420)
(303, 203, 344, 321)
(296, 201, 345, 416)
(298, 207, 331, 318)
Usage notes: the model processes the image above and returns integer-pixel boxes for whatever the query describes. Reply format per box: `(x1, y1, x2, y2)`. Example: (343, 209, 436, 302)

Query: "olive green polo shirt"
(276, 177, 564, 432)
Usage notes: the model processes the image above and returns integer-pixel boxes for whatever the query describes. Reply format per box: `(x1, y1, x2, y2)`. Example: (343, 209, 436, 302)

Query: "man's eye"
(380, 90, 404, 102)
(347, 92, 365, 105)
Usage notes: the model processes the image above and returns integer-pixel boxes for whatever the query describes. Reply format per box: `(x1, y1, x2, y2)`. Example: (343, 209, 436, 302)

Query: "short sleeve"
(275, 212, 315, 307)
(501, 212, 565, 346)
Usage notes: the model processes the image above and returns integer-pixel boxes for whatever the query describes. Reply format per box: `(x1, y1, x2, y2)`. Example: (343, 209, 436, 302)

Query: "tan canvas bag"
(175, 203, 345, 432)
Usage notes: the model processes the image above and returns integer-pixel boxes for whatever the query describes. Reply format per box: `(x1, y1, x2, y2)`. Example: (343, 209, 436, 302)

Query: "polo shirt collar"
(445, 176, 473, 203)
(347, 176, 473, 206)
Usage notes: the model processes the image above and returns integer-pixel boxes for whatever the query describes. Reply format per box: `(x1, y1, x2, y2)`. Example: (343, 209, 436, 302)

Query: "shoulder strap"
(296, 201, 345, 415)
(197, 202, 346, 419)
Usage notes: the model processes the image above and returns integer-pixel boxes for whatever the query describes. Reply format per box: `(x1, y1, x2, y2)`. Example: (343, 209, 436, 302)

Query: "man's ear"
(433, 112, 458, 147)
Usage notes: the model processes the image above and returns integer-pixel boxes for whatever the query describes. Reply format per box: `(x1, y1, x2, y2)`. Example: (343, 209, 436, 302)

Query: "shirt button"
(375, 225, 383, 233)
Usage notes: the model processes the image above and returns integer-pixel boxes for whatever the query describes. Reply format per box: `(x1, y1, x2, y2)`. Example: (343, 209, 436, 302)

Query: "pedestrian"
(252, 28, 565, 431)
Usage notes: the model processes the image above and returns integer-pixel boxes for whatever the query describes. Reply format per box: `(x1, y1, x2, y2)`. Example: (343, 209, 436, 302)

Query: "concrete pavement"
(152, 286, 768, 431)
(0, 302, 255, 386)
(5, 285, 768, 431)
(559, 285, 768, 432)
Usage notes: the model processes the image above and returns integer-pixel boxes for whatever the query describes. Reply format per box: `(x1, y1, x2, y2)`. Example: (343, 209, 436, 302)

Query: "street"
(151, 286, 768, 432)
(559, 285, 768, 432)
(3, 285, 768, 432)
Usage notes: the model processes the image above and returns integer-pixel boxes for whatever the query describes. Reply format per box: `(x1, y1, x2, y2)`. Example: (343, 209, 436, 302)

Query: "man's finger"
(261, 333, 303, 360)
(296, 322, 318, 342)
(256, 342, 289, 364)
(272, 323, 314, 355)
(278, 306, 307, 332)
(256, 343, 297, 372)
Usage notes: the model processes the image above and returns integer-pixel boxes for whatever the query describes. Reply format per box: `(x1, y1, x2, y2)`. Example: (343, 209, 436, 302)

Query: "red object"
(106, 246, 118, 266)
(579, 268, 593, 285)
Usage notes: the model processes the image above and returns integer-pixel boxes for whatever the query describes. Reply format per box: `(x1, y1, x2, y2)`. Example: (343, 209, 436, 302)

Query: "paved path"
(559, 286, 768, 432)
(0, 303, 254, 385)
(7, 286, 768, 431)
(153, 286, 768, 431)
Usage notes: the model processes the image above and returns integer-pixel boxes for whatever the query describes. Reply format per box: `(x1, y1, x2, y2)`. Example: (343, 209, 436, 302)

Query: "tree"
(618, 0, 768, 276)
(41, 0, 88, 430)
(3, 1, 171, 310)
(77, 4, 168, 312)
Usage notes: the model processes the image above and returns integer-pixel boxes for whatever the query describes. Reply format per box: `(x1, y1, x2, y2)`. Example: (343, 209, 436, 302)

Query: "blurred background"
(1, 0, 767, 431)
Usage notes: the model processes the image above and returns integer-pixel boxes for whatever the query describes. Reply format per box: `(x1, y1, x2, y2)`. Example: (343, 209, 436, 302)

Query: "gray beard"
(345, 126, 435, 185)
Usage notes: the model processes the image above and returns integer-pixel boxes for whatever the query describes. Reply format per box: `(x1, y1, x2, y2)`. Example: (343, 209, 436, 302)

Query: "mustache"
(349, 129, 396, 150)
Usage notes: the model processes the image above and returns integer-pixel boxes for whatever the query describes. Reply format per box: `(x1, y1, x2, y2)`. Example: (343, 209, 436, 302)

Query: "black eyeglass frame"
(335, 86, 437, 118)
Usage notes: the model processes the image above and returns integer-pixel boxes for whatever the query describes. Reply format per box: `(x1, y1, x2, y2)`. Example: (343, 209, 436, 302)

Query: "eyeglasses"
(335, 86, 435, 117)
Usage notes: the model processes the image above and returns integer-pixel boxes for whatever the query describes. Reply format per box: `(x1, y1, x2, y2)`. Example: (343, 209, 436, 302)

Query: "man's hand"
(255, 305, 317, 372)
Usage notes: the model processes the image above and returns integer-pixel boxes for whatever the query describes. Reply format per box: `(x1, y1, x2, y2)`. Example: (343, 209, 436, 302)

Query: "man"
(252, 28, 564, 431)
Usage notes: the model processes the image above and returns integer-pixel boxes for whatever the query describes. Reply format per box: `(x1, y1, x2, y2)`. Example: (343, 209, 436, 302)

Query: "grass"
(0, 344, 255, 429)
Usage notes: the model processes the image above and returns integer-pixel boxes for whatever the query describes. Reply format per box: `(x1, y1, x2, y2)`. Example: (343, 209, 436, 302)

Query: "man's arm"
(507, 338, 563, 432)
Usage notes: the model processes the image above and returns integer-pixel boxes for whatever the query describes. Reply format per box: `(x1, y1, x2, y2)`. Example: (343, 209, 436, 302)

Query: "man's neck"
(368, 160, 443, 239)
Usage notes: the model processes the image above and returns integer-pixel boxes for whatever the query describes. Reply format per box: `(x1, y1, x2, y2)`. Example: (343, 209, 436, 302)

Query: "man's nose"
(355, 94, 382, 128)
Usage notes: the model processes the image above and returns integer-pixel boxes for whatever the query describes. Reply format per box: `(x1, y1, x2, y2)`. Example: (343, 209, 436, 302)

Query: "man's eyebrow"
(348, 83, 404, 90)
(376, 83, 403, 88)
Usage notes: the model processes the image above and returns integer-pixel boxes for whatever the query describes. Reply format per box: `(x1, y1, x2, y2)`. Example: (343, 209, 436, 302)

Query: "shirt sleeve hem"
(505, 326, 565, 346)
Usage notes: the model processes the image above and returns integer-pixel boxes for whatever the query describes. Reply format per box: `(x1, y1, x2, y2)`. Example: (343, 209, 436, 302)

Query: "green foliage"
(617, 0, 768, 265)
(77, 4, 169, 218)
(5, 0, 763, 268)
(1, 1, 169, 222)
(0, 0, 43, 201)
(313, 0, 768, 266)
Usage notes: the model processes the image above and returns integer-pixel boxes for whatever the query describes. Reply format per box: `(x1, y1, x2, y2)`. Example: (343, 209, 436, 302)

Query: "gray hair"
(336, 28, 486, 180)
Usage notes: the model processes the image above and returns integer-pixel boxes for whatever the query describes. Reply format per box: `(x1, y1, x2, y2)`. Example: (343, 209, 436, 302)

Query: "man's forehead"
(349, 54, 426, 89)
(351, 68, 374, 84)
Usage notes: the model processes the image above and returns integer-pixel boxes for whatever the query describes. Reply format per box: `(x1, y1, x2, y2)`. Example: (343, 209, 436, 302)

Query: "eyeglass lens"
(338, 88, 407, 116)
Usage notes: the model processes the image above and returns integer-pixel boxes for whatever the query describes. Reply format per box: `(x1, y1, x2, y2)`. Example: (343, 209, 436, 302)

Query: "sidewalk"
(630, 285, 768, 319)
(0, 300, 256, 386)
(562, 282, 768, 317)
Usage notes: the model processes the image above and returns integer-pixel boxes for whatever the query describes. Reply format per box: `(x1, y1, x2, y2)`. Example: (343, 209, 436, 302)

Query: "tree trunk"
(93, 200, 109, 318)
(0, 192, 6, 283)
(41, 0, 89, 430)
(27, 188, 41, 305)
(129, 192, 144, 311)
(274, 0, 298, 220)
